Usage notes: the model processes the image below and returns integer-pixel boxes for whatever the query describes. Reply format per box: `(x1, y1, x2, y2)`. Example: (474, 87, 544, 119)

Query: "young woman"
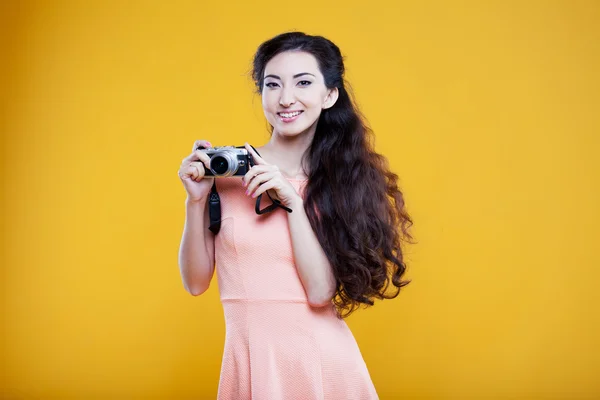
(177, 31, 413, 400)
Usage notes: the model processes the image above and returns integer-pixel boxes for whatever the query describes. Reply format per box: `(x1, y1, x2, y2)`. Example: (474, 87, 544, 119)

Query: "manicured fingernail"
(245, 190, 249, 195)
(252, 193, 257, 198)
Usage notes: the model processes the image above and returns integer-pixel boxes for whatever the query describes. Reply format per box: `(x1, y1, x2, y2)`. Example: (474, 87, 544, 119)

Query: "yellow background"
(2, 0, 599, 398)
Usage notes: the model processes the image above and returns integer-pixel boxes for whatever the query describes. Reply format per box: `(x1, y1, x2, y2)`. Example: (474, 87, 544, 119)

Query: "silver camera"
(196, 145, 253, 177)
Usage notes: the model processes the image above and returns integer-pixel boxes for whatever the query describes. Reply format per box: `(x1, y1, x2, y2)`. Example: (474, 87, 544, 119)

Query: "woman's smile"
(277, 110, 304, 123)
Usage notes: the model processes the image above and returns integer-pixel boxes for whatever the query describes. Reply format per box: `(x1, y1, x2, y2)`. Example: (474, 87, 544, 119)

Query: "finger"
(183, 150, 211, 169)
(189, 162, 203, 181)
(182, 150, 199, 163)
(193, 140, 212, 152)
(179, 164, 198, 181)
(244, 143, 266, 165)
(246, 171, 276, 197)
(242, 165, 272, 186)
(195, 151, 212, 169)
(184, 162, 198, 181)
(252, 180, 277, 199)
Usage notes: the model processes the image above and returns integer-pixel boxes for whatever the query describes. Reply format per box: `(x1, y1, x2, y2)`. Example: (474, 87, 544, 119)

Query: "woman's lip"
(278, 111, 303, 122)
(277, 111, 304, 115)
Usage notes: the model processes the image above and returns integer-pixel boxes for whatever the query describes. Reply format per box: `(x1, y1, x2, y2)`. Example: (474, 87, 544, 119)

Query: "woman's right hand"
(178, 139, 215, 202)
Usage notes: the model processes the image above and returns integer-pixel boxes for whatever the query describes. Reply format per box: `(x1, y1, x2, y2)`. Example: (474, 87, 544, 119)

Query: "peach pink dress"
(213, 176, 379, 400)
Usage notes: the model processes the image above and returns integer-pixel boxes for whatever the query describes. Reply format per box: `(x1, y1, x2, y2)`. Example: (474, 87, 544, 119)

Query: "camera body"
(196, 145, 253, 177)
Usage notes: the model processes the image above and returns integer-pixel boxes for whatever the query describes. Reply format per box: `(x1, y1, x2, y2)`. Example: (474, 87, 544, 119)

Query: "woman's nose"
(279, 88, 296, 107)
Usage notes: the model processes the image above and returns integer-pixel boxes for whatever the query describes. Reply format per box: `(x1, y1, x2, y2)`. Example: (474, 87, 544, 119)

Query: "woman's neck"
(258, 131, 312, 179)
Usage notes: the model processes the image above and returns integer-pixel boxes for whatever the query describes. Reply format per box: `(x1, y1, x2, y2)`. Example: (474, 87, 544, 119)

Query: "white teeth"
(280, 111, 301, 118)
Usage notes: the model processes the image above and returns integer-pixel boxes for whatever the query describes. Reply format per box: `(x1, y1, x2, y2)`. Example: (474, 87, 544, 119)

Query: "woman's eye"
(298, 80, 312, 86)
(265, 82, 279, 88)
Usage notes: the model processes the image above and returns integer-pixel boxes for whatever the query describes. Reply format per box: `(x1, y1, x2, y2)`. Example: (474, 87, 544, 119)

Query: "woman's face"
(261, 51, 338, 138)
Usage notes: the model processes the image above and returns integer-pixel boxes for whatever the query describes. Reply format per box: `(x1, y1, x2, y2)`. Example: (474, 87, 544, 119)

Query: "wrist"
(186, 196, 207, 207)
(288, 196, 304, 211)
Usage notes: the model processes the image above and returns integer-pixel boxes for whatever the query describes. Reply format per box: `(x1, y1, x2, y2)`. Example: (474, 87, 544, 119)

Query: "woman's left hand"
(242, 143, 302, 208)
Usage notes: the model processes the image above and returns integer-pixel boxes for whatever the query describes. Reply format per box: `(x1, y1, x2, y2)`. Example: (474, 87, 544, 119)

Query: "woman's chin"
(279, 129, 301, 137)
(276, 127, 303, 137)
(276, 122, 313, 137)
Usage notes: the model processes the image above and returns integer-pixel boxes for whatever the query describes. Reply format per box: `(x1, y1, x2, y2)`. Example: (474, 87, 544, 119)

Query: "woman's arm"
(178, 197, 216, 296)
(287, 196, 336, 307)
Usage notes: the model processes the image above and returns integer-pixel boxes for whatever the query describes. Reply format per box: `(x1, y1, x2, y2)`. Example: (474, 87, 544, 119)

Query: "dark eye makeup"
(264, 80, 312, 88)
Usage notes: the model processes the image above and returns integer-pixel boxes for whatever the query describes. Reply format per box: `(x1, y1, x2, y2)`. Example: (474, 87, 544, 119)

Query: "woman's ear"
(322, 87, 339, 110)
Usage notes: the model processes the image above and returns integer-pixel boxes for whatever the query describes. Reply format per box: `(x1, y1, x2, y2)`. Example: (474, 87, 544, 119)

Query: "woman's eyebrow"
(264, 72, 316, 80)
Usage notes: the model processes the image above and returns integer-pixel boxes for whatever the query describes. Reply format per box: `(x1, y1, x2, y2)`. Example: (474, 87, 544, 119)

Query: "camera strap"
(208, 181, 222, 235)
(208, 145, 293, 235)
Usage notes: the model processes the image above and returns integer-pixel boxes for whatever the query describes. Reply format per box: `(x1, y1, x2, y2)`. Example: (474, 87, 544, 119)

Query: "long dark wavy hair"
(251, 32, 415, 318)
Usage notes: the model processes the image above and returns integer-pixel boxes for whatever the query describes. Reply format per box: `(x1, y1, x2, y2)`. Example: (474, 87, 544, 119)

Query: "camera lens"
(211, 156, 229, 175)
(209, 150, 239, 177)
